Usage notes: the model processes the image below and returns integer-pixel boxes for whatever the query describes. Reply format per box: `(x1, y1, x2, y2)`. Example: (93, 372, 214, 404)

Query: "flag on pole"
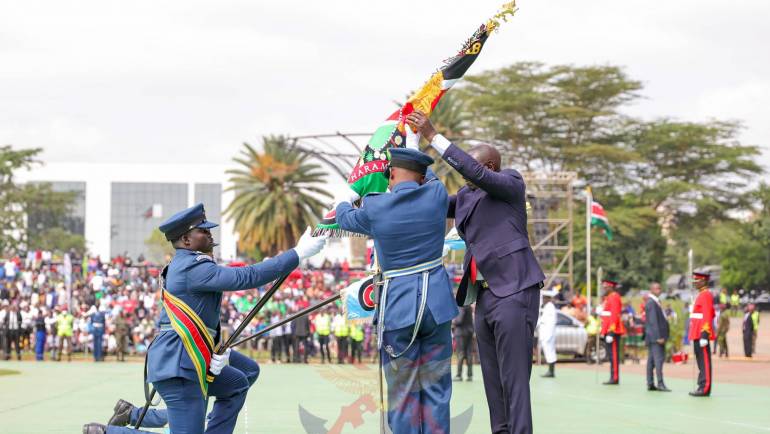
(314, 1, 518, 237)
(590, 200, 613, 240)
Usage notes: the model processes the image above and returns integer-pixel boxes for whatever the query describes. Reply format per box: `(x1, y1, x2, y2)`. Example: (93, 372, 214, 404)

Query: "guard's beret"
(159, 203, 218, 241)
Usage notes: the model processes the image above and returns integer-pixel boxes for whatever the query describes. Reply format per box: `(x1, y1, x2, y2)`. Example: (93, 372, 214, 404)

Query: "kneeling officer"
(96, 203, 326, 434)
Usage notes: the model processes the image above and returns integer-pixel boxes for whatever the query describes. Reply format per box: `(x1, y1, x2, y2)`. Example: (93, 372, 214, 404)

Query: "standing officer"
(644, 282, 670, 391)
(114, 310, 130, 362)
(716, 304, 730, 358)
(292, 307, 311, 364)
(689, 272, 715, 397)
(600, 279, 625, 385)
(452, 304, 474, 382)
(743, 304, 755, 358)
(85, 203, 327, 434)
(336, 147, 458, 434)
(313, 308, 332, 363)
(350, 322, 364, 364)
(407, 111, 545, 434)
(538, 290, 558, 378)
(89, 304, 107, 362)
(55, 305, 74, 362)
(332, 309, 350, 364)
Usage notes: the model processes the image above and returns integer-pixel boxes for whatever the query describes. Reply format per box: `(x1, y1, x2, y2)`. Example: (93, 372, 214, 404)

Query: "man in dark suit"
(292, 308, 311, 363)
(644, 282, 670, 391)
(452, 305, 475, 381)
(407, 111, 545, 434)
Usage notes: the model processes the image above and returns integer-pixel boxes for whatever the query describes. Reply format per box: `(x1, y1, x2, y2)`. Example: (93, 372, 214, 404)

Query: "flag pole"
(586, 187, 592, 317)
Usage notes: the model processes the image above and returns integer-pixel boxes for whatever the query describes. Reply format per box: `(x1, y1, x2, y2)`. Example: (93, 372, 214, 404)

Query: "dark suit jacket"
(293, 314, 311, 338)
(644, 297, 669, 344)
(442, 143, 545, 302)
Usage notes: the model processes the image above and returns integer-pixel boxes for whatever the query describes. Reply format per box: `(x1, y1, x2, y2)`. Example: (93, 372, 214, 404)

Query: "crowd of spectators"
(0, 250, 376, 364)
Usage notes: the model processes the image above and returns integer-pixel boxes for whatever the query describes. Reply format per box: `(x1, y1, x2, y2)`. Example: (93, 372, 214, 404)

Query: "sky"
(2, 0, 769, 175)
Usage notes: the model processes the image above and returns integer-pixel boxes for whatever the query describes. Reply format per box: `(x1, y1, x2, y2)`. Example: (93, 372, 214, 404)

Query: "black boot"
(82, 423, 107, 434)
(107, 399, 134, 426)
(541, 363, 555, 378)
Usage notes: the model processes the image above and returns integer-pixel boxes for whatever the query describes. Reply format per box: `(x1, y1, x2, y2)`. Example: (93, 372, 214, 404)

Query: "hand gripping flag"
(314, 1, 518, 237)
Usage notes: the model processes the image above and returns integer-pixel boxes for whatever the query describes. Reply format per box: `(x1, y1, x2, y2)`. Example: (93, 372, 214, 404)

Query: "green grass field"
(1, 360, 769, 433)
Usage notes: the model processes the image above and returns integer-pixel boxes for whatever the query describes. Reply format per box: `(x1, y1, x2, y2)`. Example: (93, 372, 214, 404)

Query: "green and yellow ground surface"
(2, 357, 769, 434)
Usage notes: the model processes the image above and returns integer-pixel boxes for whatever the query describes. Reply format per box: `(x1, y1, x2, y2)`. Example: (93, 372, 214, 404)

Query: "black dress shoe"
(689, 389, 710, 397)
(466, 377, 473, 382)
(647, 384, 657, 391)
(541, 371, 555, 378)
(657, 384, 672, 392)
(603, 380, 619, 385)
(83, 423, 107, 434)
(107, 399, 134, 426)
(453, 377, 463, 382)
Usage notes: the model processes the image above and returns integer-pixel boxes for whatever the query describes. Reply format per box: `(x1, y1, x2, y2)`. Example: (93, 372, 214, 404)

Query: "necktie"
(470, 257, 478, 284)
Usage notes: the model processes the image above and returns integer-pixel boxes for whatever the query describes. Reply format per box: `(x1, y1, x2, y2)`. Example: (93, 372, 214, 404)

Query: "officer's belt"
(159, 323, 218, 340)
(381, 257, 443, 279)
(599, 311, 611, 317)
(92, 323, 104, 328)
(690, 313, 704, 319)
(378, 257, 443, 360)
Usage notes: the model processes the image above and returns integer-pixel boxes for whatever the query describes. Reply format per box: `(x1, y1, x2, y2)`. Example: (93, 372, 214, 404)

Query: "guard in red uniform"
(689, 272, 716, 397)
(599, 279, 626, 385)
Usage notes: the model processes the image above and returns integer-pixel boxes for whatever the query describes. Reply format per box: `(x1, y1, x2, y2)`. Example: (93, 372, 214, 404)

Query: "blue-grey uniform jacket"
(335, 170, 458, 331)
(146, 248, 298, 384)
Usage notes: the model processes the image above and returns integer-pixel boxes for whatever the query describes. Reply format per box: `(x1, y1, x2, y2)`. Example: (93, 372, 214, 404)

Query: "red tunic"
(688, 289, 716, 341)
(600, 291, 626, 336)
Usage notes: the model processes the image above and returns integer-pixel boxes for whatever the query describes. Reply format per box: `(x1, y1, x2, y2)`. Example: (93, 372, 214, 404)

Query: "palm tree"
(225, 136, 332, 256)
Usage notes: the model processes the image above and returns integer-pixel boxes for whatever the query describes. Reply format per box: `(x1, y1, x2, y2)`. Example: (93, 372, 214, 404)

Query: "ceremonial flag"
(590, 200, 613, 241)
(342, 277, 376, 324)
(315, 1, 518, 236)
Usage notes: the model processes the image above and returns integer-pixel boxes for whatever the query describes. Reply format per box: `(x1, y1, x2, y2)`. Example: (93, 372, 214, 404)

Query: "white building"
(18, 162, 355, 264)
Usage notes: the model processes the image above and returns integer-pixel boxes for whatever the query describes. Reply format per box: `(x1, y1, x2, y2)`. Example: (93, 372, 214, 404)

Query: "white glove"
(605, 335, 614, 344)
(699, 338, 709, 347)
(405, 124, 421, 150)
(210, 348, 231, 376)
(294, 227, 328, 260)
(332, 190, 361, 209)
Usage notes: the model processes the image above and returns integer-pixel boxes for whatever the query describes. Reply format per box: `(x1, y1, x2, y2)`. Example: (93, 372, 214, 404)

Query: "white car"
(536, 311, 605, 362)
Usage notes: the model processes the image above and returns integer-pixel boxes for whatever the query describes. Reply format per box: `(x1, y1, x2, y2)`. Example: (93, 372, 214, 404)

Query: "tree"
(460, 62, 642, 188)
(573, 201, 667, 291)
(144, 229, 176, 264)
(0, 145, 84, 254)
(225, 136, 332, 256)
(631, 120, 762, 221)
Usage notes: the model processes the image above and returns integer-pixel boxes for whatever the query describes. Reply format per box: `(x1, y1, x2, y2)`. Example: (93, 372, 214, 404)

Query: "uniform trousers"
(382, 310, 452, 434)
(318, 335, 331, 362)
(605, 333, 621, 383)
(293, 335, 311, 363)
(646, 342, 664, 386)
(93, 331, 104, 361)
(35, 329, 46, 360)
(694, 340, 712, 394)
(475, 285, 540, 434)
(336, 336, 349, 364)
(146, 350, 259, 434)
(350, 339, 363, 363)
(455, 333, 474, 379)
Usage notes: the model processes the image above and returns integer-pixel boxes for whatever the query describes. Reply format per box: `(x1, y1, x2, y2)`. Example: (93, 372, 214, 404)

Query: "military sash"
(162, 289, 215, 398)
